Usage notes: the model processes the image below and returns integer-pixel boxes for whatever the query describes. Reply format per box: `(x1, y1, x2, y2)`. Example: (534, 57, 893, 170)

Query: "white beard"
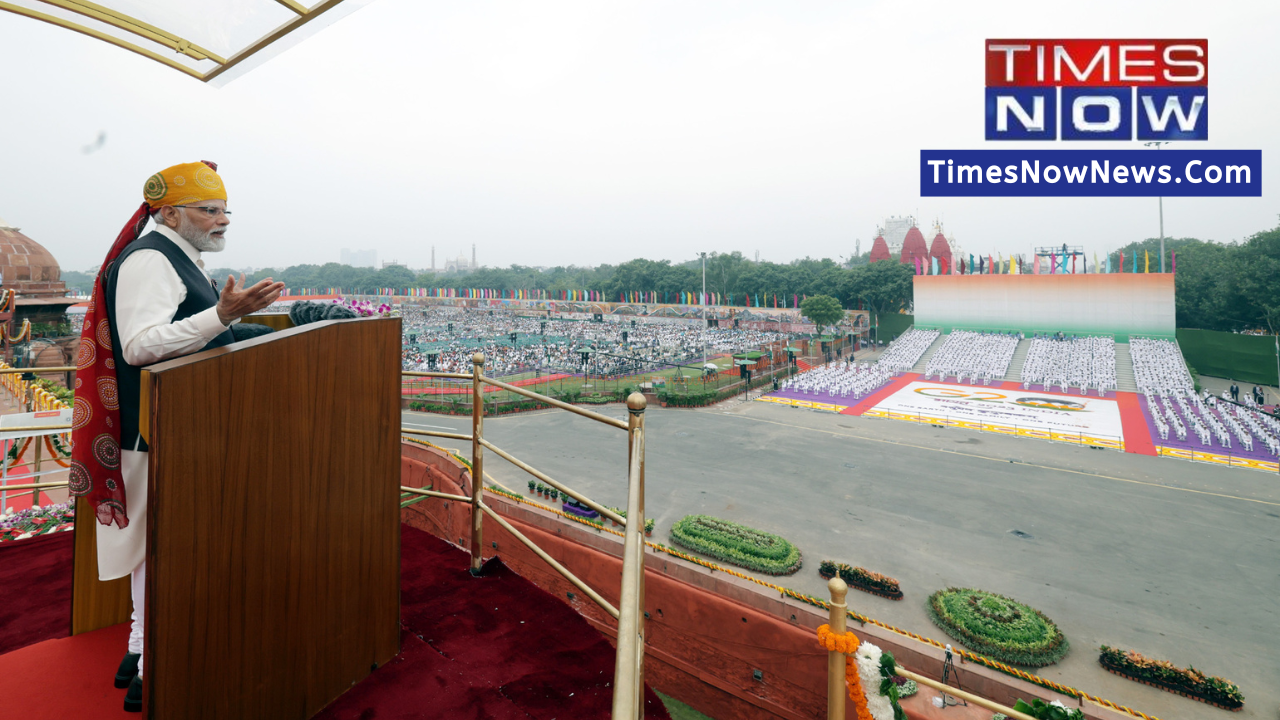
(176, 212, 226, 253)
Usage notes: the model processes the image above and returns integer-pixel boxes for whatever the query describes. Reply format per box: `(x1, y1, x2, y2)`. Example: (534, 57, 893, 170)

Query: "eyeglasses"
(177, 205, 232, 217)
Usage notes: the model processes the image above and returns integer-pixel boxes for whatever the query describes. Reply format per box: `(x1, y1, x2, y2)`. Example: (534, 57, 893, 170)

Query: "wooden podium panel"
(143, 317, 401, 719)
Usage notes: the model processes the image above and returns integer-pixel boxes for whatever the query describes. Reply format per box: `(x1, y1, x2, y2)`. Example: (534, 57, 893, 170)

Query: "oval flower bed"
(818, 560, 902, 600)
(1099, 645, 1244, 711)
(669, 515, 802, 575)
(926, 588, 1069, 667)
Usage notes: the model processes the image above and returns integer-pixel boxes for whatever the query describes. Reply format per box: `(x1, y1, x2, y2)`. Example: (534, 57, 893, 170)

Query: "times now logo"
(985, 39, 1207, 141)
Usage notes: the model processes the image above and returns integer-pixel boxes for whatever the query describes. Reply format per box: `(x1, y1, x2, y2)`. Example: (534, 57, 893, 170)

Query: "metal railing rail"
(401, 353, 647, 720)
(477, 437, 625, 526)
(399, 486, 471, 503)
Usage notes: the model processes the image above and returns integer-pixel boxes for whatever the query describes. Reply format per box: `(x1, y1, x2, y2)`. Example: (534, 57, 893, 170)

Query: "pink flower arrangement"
(333, 298, 395, 318)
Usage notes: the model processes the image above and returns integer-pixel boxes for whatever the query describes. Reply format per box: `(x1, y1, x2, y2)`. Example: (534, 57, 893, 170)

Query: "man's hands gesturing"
(216, 274, 286, 325)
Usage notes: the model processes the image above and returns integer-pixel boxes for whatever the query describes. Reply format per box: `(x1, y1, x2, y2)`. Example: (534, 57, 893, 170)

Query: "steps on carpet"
(1000, 338, 1033, 382)
(909, 331, 948, 374)
(1114, 343, 1138, 393)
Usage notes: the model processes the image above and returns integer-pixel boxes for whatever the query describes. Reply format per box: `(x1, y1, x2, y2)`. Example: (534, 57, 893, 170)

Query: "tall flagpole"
(1145, 141, 1170, 272)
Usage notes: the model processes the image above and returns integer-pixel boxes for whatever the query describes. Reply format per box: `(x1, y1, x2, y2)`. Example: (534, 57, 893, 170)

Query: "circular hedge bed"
(926, 588, 1069, 666)
(669, 515, 802, 575)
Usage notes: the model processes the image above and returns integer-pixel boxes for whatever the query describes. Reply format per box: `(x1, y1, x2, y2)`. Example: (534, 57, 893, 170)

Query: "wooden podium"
(71, 317, 402, 718)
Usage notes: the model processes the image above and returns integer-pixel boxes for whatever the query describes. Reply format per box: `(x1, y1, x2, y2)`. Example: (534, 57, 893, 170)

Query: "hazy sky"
(1, 0, 1276, 274)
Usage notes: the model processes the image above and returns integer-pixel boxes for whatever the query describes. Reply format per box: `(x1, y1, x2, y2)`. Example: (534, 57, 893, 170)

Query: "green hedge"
(876, 313, 914, 341)
(657, 370, 789, 408)
(926, 588, 1069, 667)
(1176, 328, 1278, 385)
(669, 515, 802, 575)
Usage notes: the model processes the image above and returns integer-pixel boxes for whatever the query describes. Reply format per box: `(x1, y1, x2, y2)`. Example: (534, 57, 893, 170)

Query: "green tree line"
(55, 221, 1280, 332)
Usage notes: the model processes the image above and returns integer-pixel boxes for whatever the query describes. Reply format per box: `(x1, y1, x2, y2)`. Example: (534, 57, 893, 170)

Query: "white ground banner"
(864, 382, 1125, 447)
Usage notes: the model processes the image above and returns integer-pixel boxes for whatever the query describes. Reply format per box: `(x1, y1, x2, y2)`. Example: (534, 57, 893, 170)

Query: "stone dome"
(929, 232, 952, 272)
(899, 226, 930, 267)
(869, 236, 892, 263)
(0, 214, 66, 296)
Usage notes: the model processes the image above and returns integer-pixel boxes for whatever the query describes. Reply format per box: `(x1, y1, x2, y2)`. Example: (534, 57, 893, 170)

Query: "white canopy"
(0, 0, 370, 82)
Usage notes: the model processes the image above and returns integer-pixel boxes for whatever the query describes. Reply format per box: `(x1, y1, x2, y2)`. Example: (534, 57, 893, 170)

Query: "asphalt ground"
(403, 399, 1280, 720)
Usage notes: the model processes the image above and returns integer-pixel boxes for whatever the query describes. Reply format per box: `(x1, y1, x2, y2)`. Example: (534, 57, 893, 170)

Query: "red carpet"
(0, 530, 74, 655)
(1115, 391, 1158, 456)
(0, 524, 670, 720)
(0, 622, 133, 719)
(841, 372, 920, 416)
(319, 525, 669, 719)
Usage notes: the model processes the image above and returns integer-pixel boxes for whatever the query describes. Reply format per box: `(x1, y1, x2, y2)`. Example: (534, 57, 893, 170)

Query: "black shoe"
(115, 652, 141, 689)
(124, 674, 142, 713)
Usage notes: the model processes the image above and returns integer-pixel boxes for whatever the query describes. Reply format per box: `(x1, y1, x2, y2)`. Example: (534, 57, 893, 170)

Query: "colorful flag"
(1144, 251, 1149, 273)
(931, 256, 938, 275)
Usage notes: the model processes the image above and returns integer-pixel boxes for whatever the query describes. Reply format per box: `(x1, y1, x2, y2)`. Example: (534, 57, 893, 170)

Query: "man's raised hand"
(216, 273, 285, 325)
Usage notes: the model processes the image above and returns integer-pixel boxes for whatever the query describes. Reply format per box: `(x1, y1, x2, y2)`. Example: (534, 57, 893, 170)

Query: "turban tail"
(70, 161, 223, 528)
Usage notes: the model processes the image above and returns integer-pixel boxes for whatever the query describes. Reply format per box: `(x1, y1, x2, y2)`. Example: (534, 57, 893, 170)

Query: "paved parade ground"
(406, 399, 1280, 720)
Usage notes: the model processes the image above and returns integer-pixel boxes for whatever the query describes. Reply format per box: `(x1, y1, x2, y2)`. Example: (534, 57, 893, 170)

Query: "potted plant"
(644, 519, 655, 537)
(527, 479, 536, 494)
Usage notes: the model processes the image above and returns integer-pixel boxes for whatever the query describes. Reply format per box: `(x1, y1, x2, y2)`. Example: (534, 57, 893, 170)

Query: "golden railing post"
(470, 352, 485, 575)
(827, 577, 848, 720)
(612, 392, 647, 719)
(32, 437, 42, 507)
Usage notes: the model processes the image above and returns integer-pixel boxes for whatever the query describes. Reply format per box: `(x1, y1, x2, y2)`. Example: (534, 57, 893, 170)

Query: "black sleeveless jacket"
(105, 231, 235, 452)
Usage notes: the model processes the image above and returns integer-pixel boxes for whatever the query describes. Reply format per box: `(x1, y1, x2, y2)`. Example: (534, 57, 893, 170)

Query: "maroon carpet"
(317, 524, 670, 719)
(2, 525, 669, 719)
(0, 530, 74, 655)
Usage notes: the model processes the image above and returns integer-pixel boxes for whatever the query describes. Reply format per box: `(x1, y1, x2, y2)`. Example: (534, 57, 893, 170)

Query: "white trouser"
(130, 559, 146, 677)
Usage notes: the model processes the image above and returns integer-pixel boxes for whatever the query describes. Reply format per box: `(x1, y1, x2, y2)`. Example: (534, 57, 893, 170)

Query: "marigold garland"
(814, 625, 874, 720)
(817, 623, 860, 654)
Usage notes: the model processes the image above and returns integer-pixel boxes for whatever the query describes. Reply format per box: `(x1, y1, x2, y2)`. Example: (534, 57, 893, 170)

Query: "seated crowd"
(923, 330, 1019, 385)
(775, 327, 939, 400)
(398, 305, 787, 378)
(877, 328, 940, 373)
(1132, 338, 1279, 457)
(779, 360, 891, 400)
(1020, 334, 1116, 395)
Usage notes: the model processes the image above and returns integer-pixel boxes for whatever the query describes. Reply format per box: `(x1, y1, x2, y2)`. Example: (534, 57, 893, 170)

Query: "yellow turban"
(142, 161, 226, 209)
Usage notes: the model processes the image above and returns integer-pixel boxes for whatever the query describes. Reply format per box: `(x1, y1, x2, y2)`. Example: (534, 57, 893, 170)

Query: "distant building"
(872, 216, 966, 273)
(341, 248, 377, 268)
(0, 211, 79, 363)
(444, 251, 474, 273)
(900, 226, 931, 267)
(382, 260, 407, 269)
(877, 215, 917, 258)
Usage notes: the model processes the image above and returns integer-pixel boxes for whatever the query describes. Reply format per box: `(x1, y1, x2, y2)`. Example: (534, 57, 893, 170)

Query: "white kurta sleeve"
(114, 249, 230, 366)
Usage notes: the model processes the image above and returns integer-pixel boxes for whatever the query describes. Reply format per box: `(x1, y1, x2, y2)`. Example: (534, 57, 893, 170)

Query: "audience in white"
(876, 328, 940, 373)
(1021, 335, 1117, 395)
(923, 330, 1019, 385)
(1131, 337, 1279, 457)
(780, 361, 891, 400)
(779, 327, 938, 400)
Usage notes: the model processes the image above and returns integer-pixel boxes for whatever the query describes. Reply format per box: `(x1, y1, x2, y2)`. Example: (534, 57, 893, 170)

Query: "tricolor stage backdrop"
(913, 274, 1174, 340)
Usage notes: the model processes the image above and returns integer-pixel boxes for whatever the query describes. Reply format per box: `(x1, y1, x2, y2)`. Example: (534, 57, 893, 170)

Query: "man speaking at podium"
(69, 161, 285, 712)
